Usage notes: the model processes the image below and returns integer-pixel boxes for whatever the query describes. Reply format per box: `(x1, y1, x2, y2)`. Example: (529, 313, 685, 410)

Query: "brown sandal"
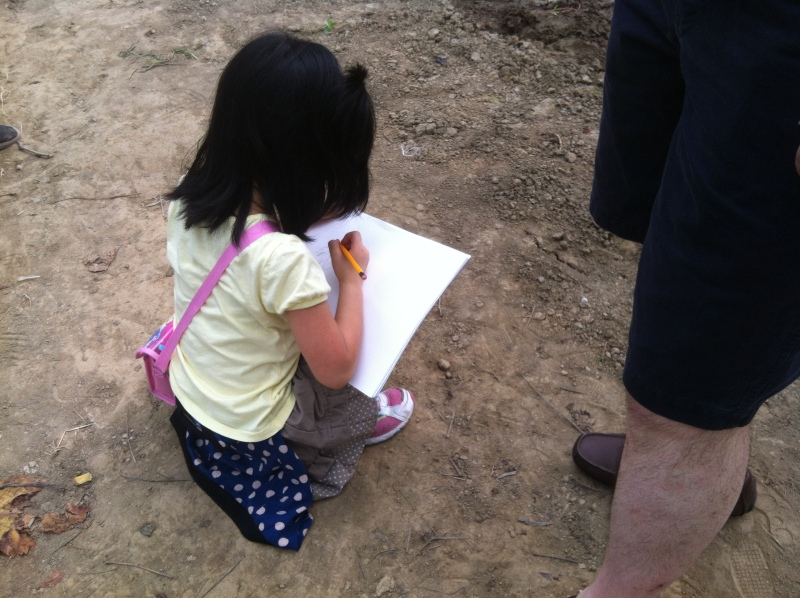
(572, 432, 757, 517)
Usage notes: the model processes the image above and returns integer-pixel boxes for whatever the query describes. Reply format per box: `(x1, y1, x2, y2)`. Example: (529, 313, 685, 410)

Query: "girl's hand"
(290, 231, 368, 389)
(328, 231, 370, 283)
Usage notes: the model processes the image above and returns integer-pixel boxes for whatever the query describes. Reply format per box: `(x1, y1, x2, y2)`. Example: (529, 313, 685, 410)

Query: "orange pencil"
(339, 243, 367, 280)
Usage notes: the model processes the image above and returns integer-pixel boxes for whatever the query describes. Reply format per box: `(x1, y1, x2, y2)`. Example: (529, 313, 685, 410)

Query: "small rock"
(428, 28, 440, 39)
(444, 127, 458, 137)
(552, 232, 565, 241)
(437, 359, 451, 371)
(566, 151, 577, 163)
(140, 522, 156, 537)
(376, 575, 395, 597)
(470, 51, 481, 62)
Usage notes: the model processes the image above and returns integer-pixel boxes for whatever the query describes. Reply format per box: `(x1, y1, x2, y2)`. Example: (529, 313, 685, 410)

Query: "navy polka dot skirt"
(171, 402, 313, 551)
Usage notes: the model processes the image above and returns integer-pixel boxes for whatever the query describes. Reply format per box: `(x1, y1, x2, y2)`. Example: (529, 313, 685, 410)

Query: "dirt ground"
(1, 1, 799, 596)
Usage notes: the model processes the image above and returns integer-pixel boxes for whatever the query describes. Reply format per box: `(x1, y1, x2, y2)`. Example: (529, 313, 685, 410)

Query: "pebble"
(376, 575, 395, 596)
(140, 522, 156, 537)
(471, 51, 481, 62)
(437, 359, 451, 371)
(566, 151, 577, 163)
(428, 28, 440, 39)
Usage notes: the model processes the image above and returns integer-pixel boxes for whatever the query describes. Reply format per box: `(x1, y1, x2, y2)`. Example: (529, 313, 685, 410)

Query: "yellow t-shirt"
(166, 200, 331, 442)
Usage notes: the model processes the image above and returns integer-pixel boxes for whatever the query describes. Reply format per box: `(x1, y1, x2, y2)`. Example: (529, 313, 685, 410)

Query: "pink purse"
(136, 220, 278, 405)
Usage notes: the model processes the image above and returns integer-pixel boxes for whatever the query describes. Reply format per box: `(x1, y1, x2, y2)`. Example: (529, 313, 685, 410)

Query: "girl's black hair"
(168, 31, 375, 243)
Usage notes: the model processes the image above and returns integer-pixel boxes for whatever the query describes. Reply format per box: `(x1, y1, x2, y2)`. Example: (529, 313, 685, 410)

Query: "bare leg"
(579, 395, 750, 598)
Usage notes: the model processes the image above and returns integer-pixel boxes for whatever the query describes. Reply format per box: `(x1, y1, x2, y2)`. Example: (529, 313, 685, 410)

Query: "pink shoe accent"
(366, 388, 415, 445)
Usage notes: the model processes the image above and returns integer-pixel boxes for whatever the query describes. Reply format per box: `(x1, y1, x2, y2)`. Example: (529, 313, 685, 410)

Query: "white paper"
(306, 214, 470, 397)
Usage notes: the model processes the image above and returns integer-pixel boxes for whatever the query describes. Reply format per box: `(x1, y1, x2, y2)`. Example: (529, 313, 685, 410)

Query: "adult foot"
(365, 388, 414, 445)
(0, 125, 20, 150)
(572, 432, 757, 516)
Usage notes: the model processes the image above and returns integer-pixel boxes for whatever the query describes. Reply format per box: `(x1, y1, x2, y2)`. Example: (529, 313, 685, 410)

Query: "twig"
(126, 407, 136, 463)
(51, 528, 84, 554)
(570, 478, 608, 493)
(524, 303, 537, 328)
(437, 297, 443, 317)
(448, 456, 464, 477)
(413, 536, 464, 559)
(53, 423, 94, 454)
(395, 486, 435, 533)
(119, 472, 192, 483)
(197, 555, 244, 598)
(52, 193, 141, 205)
(517, 519, 551, 527)
(521, 374, 583, 433)
(559, 386, 586, 395)
(355, 548, 367, 580)
(406, 529, 412, 553)
(72, 407, 88, 424)
(527, 550, 578, 564)
(0, 481, 64, 490)
(496, 470, 517, 480)
(446, 411, 455, 438)
(367, 548, 400, 564)
(105, 561, 176, 579)
(16, 141, 52, 159)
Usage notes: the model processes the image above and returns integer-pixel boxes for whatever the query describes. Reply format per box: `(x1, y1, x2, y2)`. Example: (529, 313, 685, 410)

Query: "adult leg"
(579, 395, 749, 598)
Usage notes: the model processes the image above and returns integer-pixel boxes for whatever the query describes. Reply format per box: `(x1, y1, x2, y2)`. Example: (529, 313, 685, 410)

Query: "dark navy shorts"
(591, 0, 800, 430)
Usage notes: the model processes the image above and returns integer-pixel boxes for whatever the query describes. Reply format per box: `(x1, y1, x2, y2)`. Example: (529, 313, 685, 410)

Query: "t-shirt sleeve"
(259, 235, 331, 314)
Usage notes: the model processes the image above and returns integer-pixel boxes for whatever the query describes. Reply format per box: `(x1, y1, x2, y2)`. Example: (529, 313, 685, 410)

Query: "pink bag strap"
(154, 220, 279, 372)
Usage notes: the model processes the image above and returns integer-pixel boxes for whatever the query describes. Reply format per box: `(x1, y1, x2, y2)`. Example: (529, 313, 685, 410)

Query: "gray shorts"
(282, 359, 378, 499)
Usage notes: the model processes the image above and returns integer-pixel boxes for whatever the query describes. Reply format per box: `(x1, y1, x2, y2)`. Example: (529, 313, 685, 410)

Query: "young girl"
(164, 32, 415, 551)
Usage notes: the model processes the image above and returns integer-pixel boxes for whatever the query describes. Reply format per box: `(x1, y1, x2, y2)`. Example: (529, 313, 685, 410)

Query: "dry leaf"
(81, 247, 118, 273)
(19, 514, 36, 530)
(41, 503, 90, 534)
(38, 571, 65, 588)
(0, 528, 36, 556)
(40, 513, 70, 534)
(0, 475, 44, 510)
(1, 475, 44, 557)
(66, 503, 90, 525)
